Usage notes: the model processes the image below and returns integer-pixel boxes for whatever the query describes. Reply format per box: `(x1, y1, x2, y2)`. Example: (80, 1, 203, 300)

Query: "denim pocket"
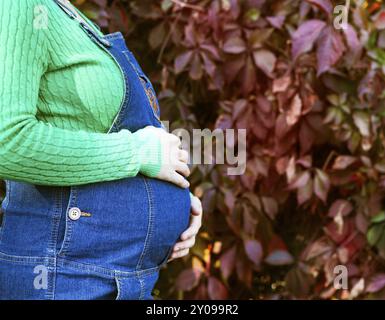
(115, 270, 160, 300)
(113, 243, 172, 300)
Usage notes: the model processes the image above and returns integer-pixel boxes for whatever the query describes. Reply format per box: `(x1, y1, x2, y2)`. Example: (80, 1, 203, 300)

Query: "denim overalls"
(0, 0, 191, 300)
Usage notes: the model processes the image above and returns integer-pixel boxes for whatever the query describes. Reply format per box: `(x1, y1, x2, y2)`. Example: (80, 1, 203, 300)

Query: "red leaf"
(208, 277, 228, 300)
(314, 169, 330, 203)
(286, 94, 302, 126)
(220, 246, 237, 279)
(262, 197, 278, 220)
(324, 219, 354, 244)
(174, 51, 193, 74)
(224, 55, 245, 83)
(289, 171, 311, 190)
(253, 49, 276, 76)
(339, 234, 366, 263)
(232, 99, 248, 120)
(241, 56, 257, 94)
(215, 114, 233, 130)
(328, 199, 353, 218)
(299, 120, 315, 155)
(375, 10, 385, 30)
(236, 257, 253, 287)
(353, 111, 371, 137)
(292, 19, 326, 59)
(201, 44, 221, 60)
(343, 24, 362, 58)
(273, 75, 291, 93)
(316, 26, 346, 76)
(194, 283, 209, 300)
(175, 268, 202, 291)
(223, 37, 247, 54)
(332, 156, 358, 170)
(302, 238, 333, 261)
(244, 239, 263, 267)
(184, 23, 197, 46)
(366, 274, 385, 293)
(305, 0, 333, 16)
(275, 113, 292, 139)
(268, 235, 289, 252)
(201, 52, 216, 77)
(266, 16, 285, 29)
(297, 175, 313, 205)
(189, 53, 203, 80)
(297, 155, 313, 168)
(256, 95, 272, 113)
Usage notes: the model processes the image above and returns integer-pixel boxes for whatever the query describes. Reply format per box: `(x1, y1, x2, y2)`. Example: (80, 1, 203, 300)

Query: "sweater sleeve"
(0, 0, 151, 186)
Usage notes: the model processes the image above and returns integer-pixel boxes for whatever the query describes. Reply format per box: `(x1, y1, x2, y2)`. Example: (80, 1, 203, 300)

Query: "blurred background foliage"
(4, 0, 385, 299)
(44, 0, 385, 300)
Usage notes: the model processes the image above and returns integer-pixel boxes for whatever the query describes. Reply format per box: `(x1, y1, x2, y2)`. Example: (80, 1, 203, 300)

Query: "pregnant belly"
(0, 177, 191, 272)
(62, 175, 192, 271)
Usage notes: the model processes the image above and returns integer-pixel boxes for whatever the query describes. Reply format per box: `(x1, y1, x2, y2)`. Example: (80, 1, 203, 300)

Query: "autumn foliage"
(4, 0, 385, 299)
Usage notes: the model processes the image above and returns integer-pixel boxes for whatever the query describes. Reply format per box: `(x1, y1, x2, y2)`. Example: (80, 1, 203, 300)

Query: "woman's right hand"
(132, 126, 190, 188)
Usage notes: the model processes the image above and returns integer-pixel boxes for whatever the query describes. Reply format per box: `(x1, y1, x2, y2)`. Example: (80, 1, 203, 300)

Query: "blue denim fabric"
(0, 1, 191, 300)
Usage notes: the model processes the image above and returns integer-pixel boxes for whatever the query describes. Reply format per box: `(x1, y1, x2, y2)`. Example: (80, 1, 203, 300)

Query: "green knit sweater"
(0, 0, 161, 186)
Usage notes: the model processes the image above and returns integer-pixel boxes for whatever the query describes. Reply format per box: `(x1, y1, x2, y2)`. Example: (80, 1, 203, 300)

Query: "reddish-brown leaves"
(72, 0, 385, 300)
(208, 277, 228, 300)
(175, 51, 194, 74)
(253, 49, 276, 77)
(305, 0, 333, 17)
(316, 26, 346, 75)
(286, 94, 302, 126)
(244, 239, 263, 267)
(292, 19, 326, 60)
(220, 246, 237, 279)
(223, 37, 247, 54)
(366, 274, 385, 293)
(175, 268, 202, 292)
(332, 156, 358, 170)
(314, 169, 330, 203)
(272, 75, 291, 93)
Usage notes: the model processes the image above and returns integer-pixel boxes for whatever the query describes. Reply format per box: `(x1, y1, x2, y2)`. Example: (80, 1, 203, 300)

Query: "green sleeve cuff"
(132, 129, 162, 177)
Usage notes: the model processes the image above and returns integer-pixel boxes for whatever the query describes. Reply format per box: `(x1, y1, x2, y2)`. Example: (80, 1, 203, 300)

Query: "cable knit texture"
(0, 0, 162, 186)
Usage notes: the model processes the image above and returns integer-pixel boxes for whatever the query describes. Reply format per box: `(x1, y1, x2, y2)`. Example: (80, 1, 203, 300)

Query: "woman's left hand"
(169, 194, 203, 261)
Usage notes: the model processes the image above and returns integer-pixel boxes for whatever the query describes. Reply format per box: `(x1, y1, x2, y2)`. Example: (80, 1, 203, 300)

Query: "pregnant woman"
(0, 0, 203, 300)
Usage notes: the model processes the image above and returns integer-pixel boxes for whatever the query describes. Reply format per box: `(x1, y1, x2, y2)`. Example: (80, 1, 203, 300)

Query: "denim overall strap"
(103, 32, 163, 133)
(53, 0, 162, 133)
